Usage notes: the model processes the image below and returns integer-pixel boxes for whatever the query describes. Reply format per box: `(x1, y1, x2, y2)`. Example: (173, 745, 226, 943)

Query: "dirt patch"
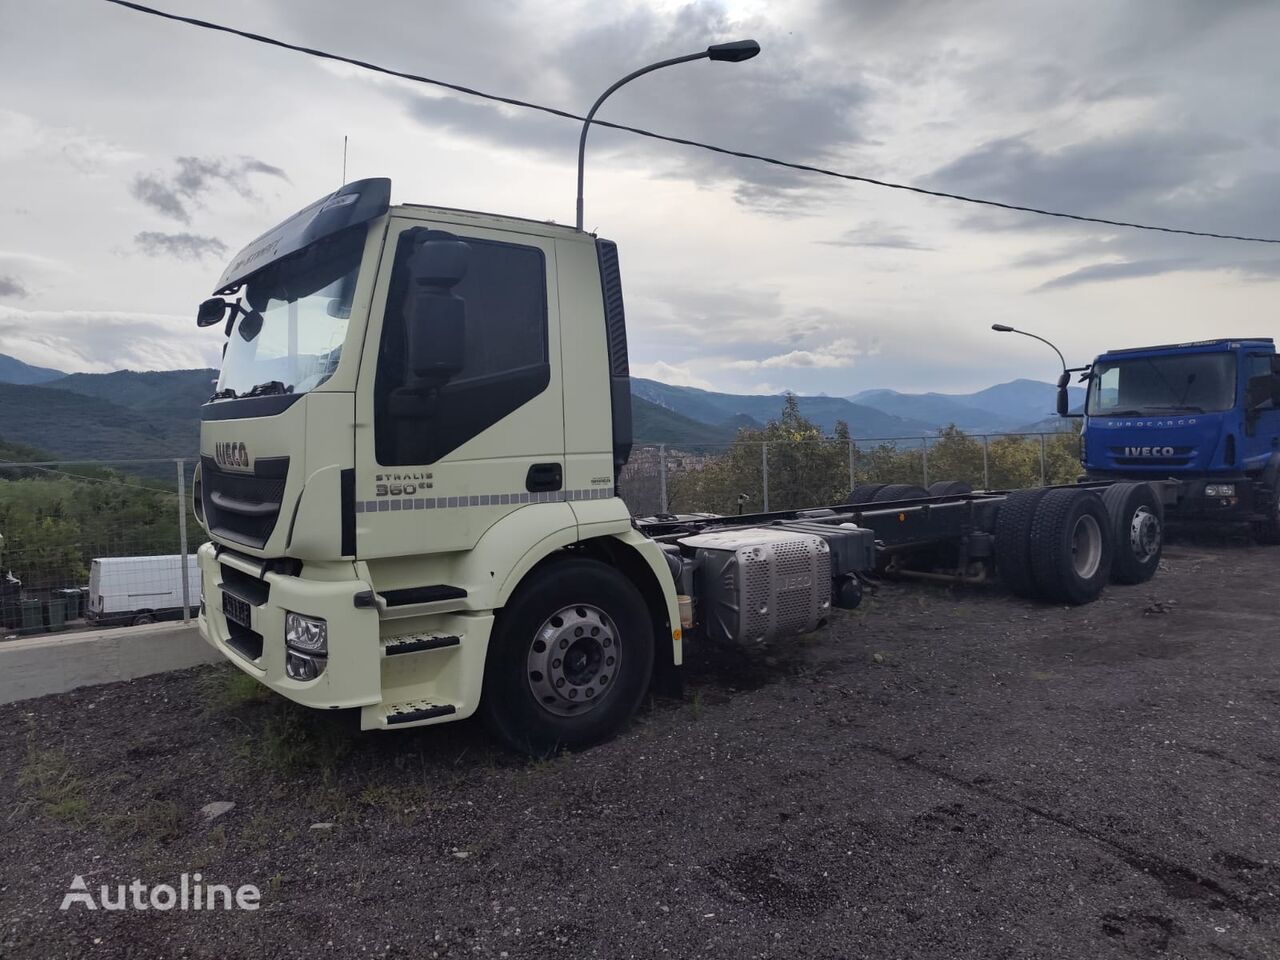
(2, 534, 1279, 958)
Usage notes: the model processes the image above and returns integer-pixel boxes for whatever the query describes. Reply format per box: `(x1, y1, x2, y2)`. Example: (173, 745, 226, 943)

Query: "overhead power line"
(103, 0, 1280, 245)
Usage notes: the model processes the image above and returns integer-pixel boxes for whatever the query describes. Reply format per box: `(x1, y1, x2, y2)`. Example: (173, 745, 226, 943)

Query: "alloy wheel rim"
(526, 604, 621, 717)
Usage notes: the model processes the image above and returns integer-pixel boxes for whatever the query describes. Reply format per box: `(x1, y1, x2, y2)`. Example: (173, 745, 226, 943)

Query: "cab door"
(1242, 351, 1280, 471)
(353, 216, 564, 558)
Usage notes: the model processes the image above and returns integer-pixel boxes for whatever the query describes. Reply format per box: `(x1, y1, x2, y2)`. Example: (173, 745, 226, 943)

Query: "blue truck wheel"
(1101, 483, 1163, 584)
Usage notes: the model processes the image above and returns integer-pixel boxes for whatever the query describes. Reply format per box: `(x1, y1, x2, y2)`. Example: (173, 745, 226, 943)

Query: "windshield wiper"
(1144, 403, 1204, 413)
(243, 380, 293, 398)
(208, 387, 238, 402)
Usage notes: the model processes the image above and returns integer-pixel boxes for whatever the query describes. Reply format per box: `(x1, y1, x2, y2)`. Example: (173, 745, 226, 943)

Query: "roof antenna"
(341, 135, 348, 185)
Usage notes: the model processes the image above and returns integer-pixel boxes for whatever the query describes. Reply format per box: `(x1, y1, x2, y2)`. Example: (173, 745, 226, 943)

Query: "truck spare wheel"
(1029, 489, 1114, 605)
(994, 487, 1053, 598)
(928, 480, 973, 496)
(847, 483, 888, 504)
(1100, 482, 1164, 585)
(871, 484, 929, 502)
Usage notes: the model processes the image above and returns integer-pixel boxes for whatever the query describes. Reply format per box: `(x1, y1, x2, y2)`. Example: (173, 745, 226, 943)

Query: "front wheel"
(481, 558, 654, 756)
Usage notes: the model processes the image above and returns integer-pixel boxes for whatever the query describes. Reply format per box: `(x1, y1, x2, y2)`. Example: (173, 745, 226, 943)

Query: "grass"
(16, 740, 89, 824)
(197, 664, 273, 712)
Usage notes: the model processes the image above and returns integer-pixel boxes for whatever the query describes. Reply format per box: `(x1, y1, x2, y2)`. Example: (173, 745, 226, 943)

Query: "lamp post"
(991, 323, 1067, 375)
(575, 39, 760, 231)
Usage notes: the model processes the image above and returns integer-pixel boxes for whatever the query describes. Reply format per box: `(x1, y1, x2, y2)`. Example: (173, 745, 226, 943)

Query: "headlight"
(1205, 483, 1236, 498)
(285, 612, 328, 654)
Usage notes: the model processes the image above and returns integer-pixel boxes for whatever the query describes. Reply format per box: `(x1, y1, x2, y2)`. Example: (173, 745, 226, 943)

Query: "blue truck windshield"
(216, 226, 365, 398)
(1087, 352, 1236, 416)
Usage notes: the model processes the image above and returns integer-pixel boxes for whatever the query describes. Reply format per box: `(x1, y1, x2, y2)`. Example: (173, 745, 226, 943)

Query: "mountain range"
(0, 352, 1080, 463)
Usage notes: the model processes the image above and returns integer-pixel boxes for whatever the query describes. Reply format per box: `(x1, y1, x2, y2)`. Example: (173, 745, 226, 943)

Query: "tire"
(1029, 489, 1114, 605)
(1100, 483, 1163, 584)
(847, 483, 887, 505)
(872, 484, 929, 502)
(994, 488, 1052, 598)
(928, 480, 973, 497)
(481, 558, 654, 756)
(133, 612, 156, 625)
(1250, 482, 1280, 545)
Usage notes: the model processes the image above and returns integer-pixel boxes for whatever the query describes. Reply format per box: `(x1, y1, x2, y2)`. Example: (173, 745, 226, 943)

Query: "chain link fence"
(0, 430, 1079, 634)
(619, 430, 1082, 516)
(0, 459, 198, 637)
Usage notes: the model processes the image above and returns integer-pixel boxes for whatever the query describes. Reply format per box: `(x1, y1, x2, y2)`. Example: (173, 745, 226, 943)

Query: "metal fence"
(618, 431, 1081, 516)
(0, 431, 1077, 635)
(0, 458, 197, 636)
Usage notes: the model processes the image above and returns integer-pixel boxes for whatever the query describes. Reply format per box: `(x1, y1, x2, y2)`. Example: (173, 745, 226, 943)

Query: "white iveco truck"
(194, 178, 1165, 753)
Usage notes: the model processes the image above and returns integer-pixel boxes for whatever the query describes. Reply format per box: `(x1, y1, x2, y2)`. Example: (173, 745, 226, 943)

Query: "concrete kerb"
(0, 621, 219, 705)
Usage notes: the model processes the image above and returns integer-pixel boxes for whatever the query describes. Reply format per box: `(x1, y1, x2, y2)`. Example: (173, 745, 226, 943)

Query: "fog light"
(1204, 483, 1236, 498)
(286, 650, 326, 681)
(285, 612, 328, 655)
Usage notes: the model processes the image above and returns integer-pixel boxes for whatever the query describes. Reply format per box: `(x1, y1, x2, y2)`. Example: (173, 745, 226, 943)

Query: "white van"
(87, 555, 201, 626)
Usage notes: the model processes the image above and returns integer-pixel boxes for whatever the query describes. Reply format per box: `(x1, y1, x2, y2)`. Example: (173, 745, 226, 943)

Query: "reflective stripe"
(354, 487, 614, 513)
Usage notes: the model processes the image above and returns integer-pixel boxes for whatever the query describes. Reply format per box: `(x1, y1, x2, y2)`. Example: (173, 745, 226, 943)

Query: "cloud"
(1036, 258, 1198, 291)
(0, 276, 28, 299)
(725, 339, 862, 370)
(820, 221, 934, 250)
(134, 231, 228, 262)
(630, 360, 712, 390)
(0, 307, 221, 373)
(130, 155, 290, 223)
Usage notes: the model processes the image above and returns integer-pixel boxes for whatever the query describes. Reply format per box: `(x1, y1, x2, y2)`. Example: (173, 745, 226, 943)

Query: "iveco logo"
(214, 441, 251, 469)
(1124, 446, 1176, 457)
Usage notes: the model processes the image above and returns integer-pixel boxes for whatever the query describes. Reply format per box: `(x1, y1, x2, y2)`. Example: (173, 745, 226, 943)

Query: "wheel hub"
(1070, 514, 1103, 579)
(1128, 506, 1161, 561)
(527, 604, 620, 717)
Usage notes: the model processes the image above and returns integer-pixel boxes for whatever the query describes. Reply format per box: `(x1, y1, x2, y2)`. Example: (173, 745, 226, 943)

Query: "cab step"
(384, 701, 457, 725)
(381, 633, 461, 656)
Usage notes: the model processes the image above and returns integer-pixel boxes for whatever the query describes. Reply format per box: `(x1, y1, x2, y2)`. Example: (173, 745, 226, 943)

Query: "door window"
(374, 229, 550, 465)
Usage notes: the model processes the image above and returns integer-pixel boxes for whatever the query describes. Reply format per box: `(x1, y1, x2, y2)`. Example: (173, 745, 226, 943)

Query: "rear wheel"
(872, 484, 929, 502)
(133, 612, 156, 626)
(994, 488, 1051, 598)
(1101, 482, 1163, 584)
(928, 480, 973, 497)
(481, 558, 654, 756)
(1029, 489, 1113, 604)
(847, 483, 887, 505)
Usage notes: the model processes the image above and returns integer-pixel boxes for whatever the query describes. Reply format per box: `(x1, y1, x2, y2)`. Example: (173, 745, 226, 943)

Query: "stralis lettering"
(214, 442, 250, 469)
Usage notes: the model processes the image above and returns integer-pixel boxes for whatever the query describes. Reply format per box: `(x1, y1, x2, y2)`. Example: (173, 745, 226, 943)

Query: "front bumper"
(1084, 473, 1258, 520)
(197, 543, 383, 710)
(197, 543, 493, 729)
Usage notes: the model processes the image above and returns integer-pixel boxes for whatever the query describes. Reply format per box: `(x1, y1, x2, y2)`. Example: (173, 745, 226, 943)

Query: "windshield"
(216, 226, 366, 397)
(1087, 352, 1236, 416)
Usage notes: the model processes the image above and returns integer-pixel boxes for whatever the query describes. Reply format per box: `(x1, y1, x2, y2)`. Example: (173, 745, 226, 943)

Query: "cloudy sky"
(2, 0, 1278, 394)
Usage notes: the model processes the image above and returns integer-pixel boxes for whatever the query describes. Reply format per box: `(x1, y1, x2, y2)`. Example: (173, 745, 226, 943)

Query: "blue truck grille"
(1107, 446, 1195, 468)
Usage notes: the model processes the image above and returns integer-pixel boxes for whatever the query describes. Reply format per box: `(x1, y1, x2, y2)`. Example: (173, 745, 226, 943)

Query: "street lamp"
(991, 323, 1083, 418)
(990, 323, 1066, 374)
(575, 39, 761, 230)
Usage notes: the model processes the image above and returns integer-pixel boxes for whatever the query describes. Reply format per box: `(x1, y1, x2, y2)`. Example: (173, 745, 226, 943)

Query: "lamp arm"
(575, 52, 707, 230)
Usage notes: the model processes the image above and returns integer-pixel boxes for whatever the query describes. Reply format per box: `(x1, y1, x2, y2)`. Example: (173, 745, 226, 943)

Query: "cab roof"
(1099, 338, 1274, 360)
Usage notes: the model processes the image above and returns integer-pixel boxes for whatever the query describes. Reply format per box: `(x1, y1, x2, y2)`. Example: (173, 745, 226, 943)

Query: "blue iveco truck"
(1058, 338, 1280, 542)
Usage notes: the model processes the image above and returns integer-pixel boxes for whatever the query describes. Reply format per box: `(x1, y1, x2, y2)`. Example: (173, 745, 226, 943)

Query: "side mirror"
(197, 298, 226, 327)
(237, 310, 264, 343)
(1056, 370, 1072, 417)
(404, 234, 470, 386)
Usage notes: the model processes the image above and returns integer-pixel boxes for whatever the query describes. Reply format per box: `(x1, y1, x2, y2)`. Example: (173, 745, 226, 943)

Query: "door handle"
(526, 463, 563, 493)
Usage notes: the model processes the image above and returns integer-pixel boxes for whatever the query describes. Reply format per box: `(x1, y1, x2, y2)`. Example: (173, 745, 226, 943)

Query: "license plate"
(222, 592, 251, 628)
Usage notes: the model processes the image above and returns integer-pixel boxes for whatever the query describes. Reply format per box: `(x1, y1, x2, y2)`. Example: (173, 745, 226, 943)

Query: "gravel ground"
(2, 533, 1278, 959)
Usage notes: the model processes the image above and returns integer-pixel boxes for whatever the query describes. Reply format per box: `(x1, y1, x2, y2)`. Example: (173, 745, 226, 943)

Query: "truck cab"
(1077, 338, 1280, 537)
(194, 178, 680, 749)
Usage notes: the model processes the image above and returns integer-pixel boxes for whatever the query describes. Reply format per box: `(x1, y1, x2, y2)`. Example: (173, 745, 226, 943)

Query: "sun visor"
(213, 177, 391, 293)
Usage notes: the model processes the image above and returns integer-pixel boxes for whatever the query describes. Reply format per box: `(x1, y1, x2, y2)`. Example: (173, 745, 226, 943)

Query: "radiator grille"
(201, 456, 288, 549)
